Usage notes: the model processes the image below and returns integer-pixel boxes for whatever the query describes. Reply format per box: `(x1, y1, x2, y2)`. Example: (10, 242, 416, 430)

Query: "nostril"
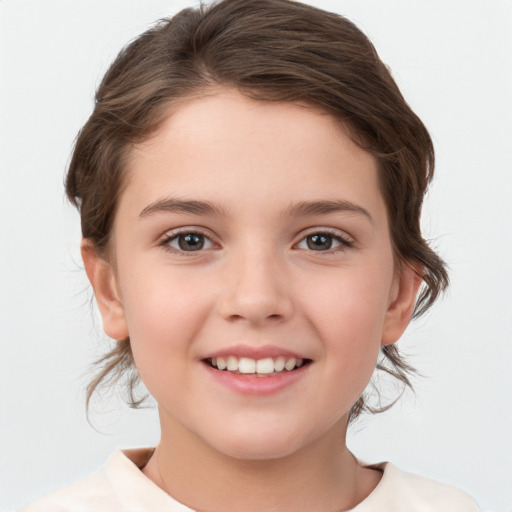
(218, 284, 294, 325)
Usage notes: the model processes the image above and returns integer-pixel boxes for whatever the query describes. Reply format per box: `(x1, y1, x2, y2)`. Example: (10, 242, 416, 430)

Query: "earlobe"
(381, 263, 422, 346)
(81, 239, 129, 340)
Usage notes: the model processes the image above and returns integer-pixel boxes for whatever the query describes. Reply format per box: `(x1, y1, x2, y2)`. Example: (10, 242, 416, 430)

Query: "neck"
(143, 411, 381, 512)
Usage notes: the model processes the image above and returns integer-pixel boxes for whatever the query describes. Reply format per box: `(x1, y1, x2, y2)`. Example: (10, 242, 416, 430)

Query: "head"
(68, 0, 448, 424)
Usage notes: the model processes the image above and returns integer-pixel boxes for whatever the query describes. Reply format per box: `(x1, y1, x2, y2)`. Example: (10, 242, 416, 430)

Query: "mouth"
(204, 356, 312, 377)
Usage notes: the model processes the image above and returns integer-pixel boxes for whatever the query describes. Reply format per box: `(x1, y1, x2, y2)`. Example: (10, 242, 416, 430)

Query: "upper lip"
(203, 344, 309, 360)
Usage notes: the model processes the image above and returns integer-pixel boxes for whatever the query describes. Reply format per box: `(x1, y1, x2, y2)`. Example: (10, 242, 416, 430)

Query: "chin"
(218, 440, 304, 461)
(204, 421, 318, 462)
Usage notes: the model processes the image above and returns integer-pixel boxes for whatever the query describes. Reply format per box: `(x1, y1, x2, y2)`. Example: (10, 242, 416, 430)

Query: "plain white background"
(0, 0, 511, 510)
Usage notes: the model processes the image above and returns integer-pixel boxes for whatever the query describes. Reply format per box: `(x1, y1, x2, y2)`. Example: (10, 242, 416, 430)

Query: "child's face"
(87, 90, 418, 459)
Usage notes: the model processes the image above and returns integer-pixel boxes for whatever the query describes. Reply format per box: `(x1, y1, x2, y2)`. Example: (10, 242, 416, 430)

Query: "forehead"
(121, 90, 385, 221)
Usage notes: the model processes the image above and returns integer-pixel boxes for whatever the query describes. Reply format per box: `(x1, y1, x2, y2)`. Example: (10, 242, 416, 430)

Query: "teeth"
(209, 356, 306, 374)
(274, 356, 285, 372)
(256, 357, 274, 374)
(238, 357, 256, 374)
(227, 356, 238, 371)
(284, 357, 297, 371)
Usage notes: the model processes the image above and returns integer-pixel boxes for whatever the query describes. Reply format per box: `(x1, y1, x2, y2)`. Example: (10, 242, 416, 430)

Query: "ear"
(81, 239, 129, 340)
(381, 263, 422, 346)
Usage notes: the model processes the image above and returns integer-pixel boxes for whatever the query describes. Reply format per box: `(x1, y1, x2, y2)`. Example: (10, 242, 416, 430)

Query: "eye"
(296, 231, 352, 252)
(164, 231, 215, 252)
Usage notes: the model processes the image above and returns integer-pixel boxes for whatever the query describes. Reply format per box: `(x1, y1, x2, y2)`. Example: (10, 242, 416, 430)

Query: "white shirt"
(18, 448, 480, 511)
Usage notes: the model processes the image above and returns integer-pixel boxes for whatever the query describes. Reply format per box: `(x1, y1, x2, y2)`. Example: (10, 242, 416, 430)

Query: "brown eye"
(306, 234, 333, 251)
(296, 231, 352, 252)
(166, 232, 214, 252)
(179, 233, 204, 251)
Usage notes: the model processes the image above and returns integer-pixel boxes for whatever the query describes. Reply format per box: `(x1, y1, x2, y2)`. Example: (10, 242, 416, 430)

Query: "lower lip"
(203, 362, 310, 396)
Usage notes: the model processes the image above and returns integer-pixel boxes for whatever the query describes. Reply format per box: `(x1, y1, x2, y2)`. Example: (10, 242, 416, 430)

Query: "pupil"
(179, 233, 204, 251)
(307, 234, 332, 250)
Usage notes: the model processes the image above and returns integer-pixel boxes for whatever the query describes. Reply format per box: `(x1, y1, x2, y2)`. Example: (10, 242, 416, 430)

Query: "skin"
(82, 90, 421, 511)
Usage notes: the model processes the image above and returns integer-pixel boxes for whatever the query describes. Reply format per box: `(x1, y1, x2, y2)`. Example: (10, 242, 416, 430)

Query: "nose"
(217, 247, 294, 326)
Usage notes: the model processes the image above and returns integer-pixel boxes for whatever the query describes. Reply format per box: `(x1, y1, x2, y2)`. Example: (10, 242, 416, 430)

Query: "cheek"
(298, 263, 393, 392)
(301, 263, 393, 341)
(121, 259, 208, 329)
(118, 266, 212, 380)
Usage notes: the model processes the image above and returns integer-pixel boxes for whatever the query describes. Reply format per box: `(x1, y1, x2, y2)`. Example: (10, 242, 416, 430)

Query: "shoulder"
(17, 448, 188, 512)
(353, 462, 481, 512)
(17, 463, 115, 511)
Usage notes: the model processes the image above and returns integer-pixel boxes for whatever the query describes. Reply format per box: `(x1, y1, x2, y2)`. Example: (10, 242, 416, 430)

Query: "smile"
(206, 356, 309, 376)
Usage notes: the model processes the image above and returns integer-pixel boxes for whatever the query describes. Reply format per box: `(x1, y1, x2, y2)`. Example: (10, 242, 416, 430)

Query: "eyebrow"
(284, 200, 373, 223)
(139, 198, 229, 219)
(138, 197, 372, 223)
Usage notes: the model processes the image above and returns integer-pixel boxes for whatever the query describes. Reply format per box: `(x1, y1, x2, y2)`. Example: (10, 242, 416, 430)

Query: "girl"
(16, 0, 485, 510)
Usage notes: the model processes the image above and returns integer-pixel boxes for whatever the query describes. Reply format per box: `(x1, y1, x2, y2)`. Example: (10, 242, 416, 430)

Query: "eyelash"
(159, 229, 216, 255)
(297, 229, 354, 254)
(159, 228, 354, 255)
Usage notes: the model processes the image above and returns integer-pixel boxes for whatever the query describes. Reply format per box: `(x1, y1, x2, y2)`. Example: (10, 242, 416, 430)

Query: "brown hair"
(67, 0, 448, 420)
